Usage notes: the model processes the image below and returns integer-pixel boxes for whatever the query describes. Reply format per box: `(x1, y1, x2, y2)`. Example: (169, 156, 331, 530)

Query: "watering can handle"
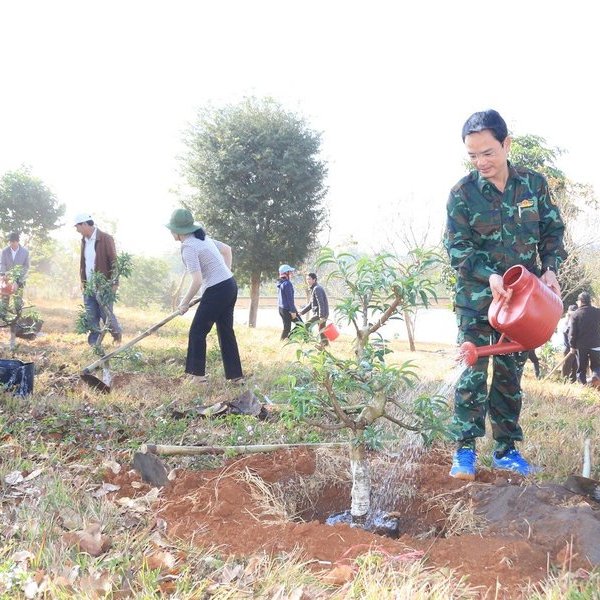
(488, 294, 507, 329)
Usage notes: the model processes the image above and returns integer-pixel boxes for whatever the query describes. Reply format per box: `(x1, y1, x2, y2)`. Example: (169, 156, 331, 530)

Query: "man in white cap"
(277, 264, 300, 340)
(74, 213, 122, 345)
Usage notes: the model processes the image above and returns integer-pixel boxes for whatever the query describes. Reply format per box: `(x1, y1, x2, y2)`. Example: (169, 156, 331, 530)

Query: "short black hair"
(307, 272, 317, 281)
(578, 292, 591, 305)
(462, 109, 508, 143)
(192, 227, 206, 241)
(8, 232, 19, 242)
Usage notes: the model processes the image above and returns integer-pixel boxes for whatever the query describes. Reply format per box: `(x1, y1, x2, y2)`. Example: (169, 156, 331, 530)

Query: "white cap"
(73, 213, 93, 226)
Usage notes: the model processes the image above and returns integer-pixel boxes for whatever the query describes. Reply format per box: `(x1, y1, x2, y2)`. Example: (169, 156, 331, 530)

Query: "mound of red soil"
(107, 448, 600, 596)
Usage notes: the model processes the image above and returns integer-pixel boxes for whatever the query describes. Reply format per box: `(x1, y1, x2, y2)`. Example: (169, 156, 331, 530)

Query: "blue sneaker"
(449, 447, 476, 480)
(492, 449, 540, 476)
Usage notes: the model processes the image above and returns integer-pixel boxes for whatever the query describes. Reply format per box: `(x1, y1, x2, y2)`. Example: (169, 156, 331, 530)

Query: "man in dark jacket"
(300, 272, 330, 345)
(568, 292, 600, 385)
(74, 213, 123, 346)
(561, 304, 578, 382)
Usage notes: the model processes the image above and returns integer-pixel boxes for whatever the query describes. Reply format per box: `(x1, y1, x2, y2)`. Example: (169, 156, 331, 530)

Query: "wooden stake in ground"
(141, 441, 348, 457)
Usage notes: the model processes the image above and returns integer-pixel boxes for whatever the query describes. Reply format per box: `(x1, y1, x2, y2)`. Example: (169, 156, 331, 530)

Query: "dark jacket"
(80, 229, 118, 284)
(0, 245, 30, 284)
(569, 305, 600, 350)
(277, 277, 297, 312)
(300, 283, 329, 319)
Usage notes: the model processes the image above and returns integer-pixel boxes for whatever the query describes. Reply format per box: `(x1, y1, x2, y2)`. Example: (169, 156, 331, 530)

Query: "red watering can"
(323, 322, 340, 342)
(459, 265, 563, 366)
(0, 276, 17, 296)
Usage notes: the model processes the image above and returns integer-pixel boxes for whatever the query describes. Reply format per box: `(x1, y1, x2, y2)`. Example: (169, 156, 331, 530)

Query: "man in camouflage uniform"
(444, 109, 566, 480)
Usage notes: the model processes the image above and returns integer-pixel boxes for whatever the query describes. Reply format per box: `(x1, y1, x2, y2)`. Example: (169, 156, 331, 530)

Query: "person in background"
(74, 213, 123, 346)
(166, 208, 244, 385)
(568, 292, 600, 386)
(444, 109, 566, 480)
(277, 264, 300, 340)
(300, 272, 330, 345)
(526, 350, 541, 379)
(561, 304, 578, 383)
(1, 232, 30, 314)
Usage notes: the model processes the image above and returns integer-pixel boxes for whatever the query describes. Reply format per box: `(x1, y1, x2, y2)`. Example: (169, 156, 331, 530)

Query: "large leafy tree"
(180, 97, 328, 327)
(0, 166, 65, 241)
(510, 134, 596, 306)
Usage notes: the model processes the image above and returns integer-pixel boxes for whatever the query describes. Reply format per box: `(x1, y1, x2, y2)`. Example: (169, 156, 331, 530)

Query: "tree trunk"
(349, 434, 370, 517)
(403, 308, 416, 351)
(248, 271, 261, 328)
(355, 329, 369, 360)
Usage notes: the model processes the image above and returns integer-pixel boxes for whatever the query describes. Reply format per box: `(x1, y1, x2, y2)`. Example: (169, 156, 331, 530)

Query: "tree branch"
(323, 375, 356, 430)
(368, 295, 402, 336)
(382, 413, 420, 431)
(304, 418, 347, 431)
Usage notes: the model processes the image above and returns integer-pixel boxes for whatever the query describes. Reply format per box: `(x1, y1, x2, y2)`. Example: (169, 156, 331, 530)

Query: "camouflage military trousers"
(452, 315, 528, 454)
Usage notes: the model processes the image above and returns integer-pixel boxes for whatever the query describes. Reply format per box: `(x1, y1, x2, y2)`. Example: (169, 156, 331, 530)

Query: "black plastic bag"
(0, 359, 34, 396)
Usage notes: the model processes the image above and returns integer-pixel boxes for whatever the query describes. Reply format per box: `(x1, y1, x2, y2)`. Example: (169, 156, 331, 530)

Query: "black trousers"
(527, 350, 540, 378)
(279, 307, 302, 340)
(186, 277, 243, 380)
(308, 316, 329, 345)
(575, 348, 600, 384)
(561, 348, 577, 382)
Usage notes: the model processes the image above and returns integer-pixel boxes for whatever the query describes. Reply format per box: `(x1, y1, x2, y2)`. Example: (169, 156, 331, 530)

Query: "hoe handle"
(82, 297, 200, 373)
(541, 353, 570, 382)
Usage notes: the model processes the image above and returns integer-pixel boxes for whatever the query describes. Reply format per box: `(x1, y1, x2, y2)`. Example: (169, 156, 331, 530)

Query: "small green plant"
(288, 247, 450, 517)
(0, 266, 43, 347)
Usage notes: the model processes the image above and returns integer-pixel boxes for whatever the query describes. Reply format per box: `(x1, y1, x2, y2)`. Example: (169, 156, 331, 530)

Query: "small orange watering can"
(322, 322, 340, 342)
(459, 265, 563, 366)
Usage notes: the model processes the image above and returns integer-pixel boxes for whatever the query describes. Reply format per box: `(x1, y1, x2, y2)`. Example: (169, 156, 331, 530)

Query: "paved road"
(233, 306, 458, 346)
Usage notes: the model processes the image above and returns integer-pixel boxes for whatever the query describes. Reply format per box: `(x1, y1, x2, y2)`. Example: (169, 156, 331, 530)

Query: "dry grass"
(425, 487, 487, 538)
(238, 467, 293, 524)
(2, 297, 600, 599)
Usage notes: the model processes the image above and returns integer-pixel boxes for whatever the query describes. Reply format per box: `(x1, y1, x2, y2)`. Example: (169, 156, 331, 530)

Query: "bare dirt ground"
(106, 447, 600, 598)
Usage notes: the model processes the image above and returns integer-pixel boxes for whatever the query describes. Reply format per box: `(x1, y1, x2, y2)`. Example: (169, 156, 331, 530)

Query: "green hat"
(166, 208, 202, 234)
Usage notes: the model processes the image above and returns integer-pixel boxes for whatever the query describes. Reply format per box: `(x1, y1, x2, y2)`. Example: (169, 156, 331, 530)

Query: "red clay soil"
(107, 447, 600, 598)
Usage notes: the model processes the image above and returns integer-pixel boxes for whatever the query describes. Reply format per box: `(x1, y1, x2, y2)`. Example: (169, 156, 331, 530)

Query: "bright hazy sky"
(1, 0, 598, 256)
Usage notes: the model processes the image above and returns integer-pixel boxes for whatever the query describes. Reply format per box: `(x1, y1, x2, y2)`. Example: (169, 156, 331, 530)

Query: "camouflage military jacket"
(444, 162, 566, 317)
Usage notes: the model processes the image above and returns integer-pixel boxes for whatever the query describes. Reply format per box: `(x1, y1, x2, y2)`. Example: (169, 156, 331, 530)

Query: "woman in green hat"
(166, 208, 244, 384)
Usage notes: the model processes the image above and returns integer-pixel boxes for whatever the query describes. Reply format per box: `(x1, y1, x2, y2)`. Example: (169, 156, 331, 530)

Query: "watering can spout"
(459, 340, 528, 366)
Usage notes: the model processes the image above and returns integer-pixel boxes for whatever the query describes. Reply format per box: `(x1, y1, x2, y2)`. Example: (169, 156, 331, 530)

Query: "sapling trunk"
(350, 434, 370, 517)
